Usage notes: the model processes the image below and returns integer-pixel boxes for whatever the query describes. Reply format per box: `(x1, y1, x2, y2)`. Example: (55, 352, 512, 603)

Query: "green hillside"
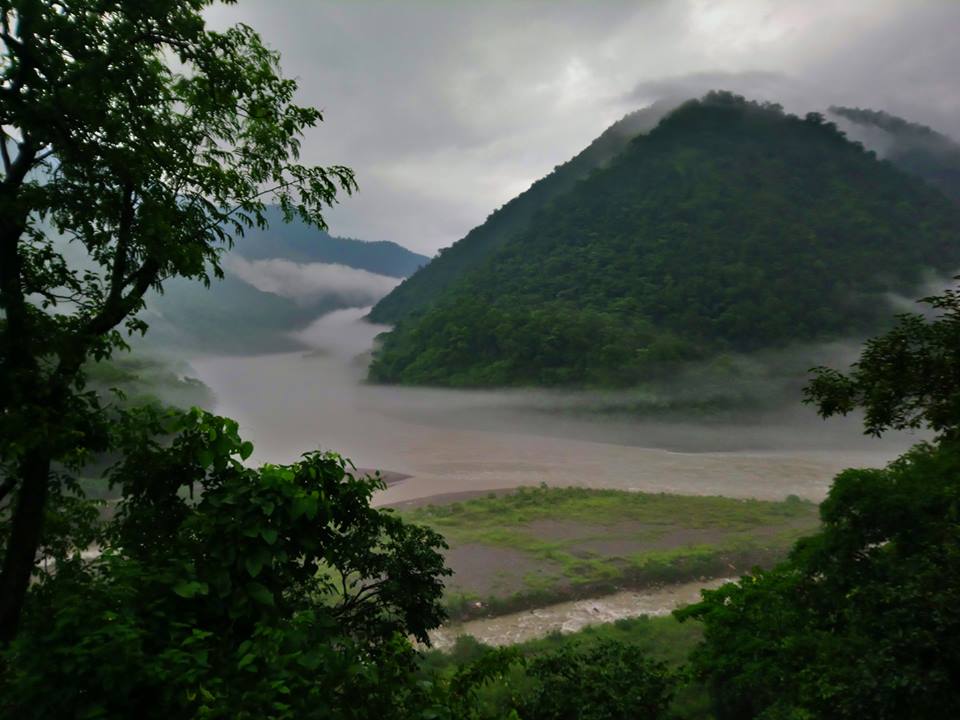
(367, 101, 676, 323)
(830, 106, 960, 203)
(369, 93, 960, 388)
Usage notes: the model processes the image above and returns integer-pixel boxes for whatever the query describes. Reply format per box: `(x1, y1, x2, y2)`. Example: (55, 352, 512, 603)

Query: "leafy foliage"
(370, 93, 960, 388)
(681, 283, 960, 719)
(805, 284, 960, 439)
(0, 0, 354, 641)
(0, 409, 451, 719)
(678, 441, 960, 720)
(516, 641, 678, 720)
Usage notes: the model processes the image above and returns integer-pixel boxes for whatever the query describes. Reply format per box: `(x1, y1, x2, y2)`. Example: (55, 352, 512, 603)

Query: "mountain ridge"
(367, 100, 679, 324)
(369, 92, 960, 388)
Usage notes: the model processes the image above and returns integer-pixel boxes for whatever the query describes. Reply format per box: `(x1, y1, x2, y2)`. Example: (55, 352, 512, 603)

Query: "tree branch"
(0, 132, 11, 176)
(106, 182, 135, 306)
(0, 475, 17, 506)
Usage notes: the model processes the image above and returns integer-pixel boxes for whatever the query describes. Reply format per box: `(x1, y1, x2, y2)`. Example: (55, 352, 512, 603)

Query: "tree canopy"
(0, 408, 451, 719)
(0, 0, 354, 642)
(679, 283, 960, 719)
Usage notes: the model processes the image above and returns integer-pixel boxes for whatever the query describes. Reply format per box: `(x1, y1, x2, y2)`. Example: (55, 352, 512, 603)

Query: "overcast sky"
(206, 0, 960, 256)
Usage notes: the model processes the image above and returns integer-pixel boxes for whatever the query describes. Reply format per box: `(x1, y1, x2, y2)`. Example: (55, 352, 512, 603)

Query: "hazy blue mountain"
(145, 211, 422, 354)
(231, 206, 429, 277)
(145, 275, 338, 355)
(368, 100, 679, 324)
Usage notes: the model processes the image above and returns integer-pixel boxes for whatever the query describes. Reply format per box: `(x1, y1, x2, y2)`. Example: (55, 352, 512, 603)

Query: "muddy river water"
(189, 308, 915, 506)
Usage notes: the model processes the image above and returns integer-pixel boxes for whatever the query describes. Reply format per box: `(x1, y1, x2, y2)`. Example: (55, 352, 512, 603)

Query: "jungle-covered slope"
(369, 93, 960, 388)
(367, 101, 677, 324)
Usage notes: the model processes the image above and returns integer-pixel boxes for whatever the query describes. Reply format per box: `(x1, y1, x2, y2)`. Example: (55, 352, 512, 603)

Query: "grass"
(407, 485, 814, 529)
(402, 485, 818, 619)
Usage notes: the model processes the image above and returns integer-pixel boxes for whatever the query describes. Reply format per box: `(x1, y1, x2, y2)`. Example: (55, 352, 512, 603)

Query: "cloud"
(202, 1, 960, 255)
(224, 256, 400, 307)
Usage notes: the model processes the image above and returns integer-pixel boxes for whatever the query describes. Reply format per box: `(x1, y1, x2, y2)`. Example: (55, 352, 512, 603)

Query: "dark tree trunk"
(0, 450, 50, 644)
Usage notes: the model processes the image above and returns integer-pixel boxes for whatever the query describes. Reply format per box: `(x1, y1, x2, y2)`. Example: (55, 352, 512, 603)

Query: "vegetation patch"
(401, 485, 818, 619)
(420, 614, 711, 719)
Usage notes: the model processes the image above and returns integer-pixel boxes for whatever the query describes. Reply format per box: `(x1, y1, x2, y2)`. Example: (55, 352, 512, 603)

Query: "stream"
(428, 578, 733, 649)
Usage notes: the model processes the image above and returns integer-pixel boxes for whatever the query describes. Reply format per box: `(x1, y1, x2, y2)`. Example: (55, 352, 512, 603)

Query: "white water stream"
(429, 578, 733, 649)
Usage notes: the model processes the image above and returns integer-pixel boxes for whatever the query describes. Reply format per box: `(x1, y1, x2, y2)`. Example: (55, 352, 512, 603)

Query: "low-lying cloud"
(225, 256, 400, 306)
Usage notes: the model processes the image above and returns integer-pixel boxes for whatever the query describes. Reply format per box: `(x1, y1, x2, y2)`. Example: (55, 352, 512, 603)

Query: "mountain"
(369, 92, 960, 388)
(144, 210, 424, 354)
(367, 100, 678, 324)
(145, 274, 339, 355)
(231, 206, 429, 278)
(829, 106, 960, 203)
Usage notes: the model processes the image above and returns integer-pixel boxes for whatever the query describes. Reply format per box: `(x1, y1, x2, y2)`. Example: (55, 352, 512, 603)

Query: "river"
(428, 578, 733, 649)
(187, 307, 915, 506)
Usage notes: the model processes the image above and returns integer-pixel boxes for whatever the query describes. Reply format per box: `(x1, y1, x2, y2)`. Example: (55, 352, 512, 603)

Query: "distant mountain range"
(145, 210, 427, 354)
(231, 206, 429, 277)
(369, 92, 960, 388)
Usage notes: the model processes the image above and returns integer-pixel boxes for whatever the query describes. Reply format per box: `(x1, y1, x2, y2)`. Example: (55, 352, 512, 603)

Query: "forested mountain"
(232, 206, 429, 278)
(367, 101, 677, 323)
(830, 106, 960, 203)
(369, 93, 960, 388)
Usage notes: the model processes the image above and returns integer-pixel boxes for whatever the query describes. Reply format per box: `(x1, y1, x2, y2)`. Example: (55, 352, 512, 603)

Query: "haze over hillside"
(144, 211, 426, 354)
(829, 106, 960, 204)
(370, 93, 960, 388)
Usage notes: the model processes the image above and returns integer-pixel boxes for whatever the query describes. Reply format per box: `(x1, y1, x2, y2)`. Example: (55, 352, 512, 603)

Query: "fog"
(223, 256, 401, 307)
(188, 308, 918, 506)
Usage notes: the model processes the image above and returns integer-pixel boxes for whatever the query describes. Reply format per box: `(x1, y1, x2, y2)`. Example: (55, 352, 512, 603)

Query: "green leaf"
(292, 494, 317, 520)
(197, 449, 214, 469)
(247, 581, 275, 606)
(245, 548, 271, 578)
(260, 528, 278, 544)
(245, 556, 263, 578)
(240, 440, 254, 460)
(173, 580, 209, 598)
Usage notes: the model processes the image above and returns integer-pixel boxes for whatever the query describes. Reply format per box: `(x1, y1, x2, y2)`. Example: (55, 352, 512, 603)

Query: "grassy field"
(401, 484, 818, 619)
(421, 613, 712, 719)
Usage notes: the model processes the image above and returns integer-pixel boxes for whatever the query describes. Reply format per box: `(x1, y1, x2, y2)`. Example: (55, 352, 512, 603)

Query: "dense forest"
(367, 101, 676, 324)
(370, 93, 960, 388)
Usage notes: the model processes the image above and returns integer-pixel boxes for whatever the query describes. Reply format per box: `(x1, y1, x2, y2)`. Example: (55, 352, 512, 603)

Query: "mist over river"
(188, 307, 917, 505)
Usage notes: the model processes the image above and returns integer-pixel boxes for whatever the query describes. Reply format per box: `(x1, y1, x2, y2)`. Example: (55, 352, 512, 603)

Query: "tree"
(0, 408, 451, 718)
(805, 283, 960, 439)
(516, 641, 677, 720)
(679, 284, 960, 719)
(0, 0, 355, 642)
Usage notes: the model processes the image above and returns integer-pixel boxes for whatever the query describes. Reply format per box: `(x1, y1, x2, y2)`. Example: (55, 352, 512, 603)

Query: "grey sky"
(206, 1, 960, 256)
